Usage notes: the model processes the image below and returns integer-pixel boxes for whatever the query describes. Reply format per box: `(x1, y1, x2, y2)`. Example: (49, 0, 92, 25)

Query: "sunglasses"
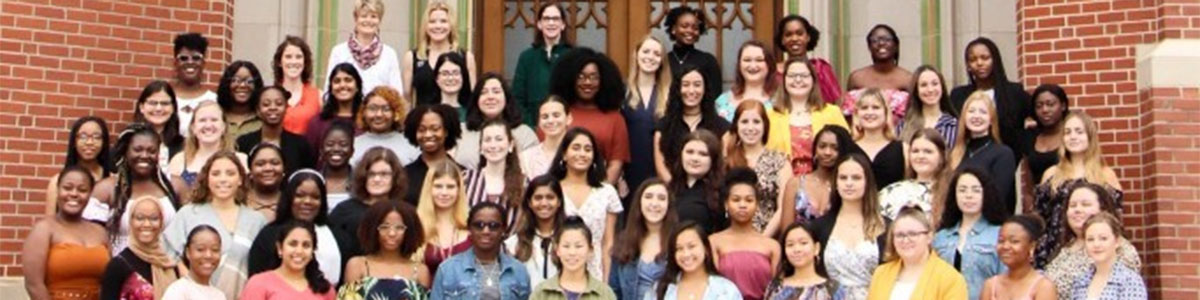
(176, 54, 204, 63)
(470, 221, 504, 231)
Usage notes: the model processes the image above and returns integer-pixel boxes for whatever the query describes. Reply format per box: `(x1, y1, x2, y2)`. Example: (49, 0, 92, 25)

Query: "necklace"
(968, 140, 992, 158)
(475, 258, 502, 287)
(672, 51, 690, 65)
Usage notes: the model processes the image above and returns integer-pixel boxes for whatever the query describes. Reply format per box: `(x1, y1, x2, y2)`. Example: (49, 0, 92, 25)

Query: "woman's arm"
(602, 212, 618, 280)
(22, 221, 52, 300)
(99, 256, 131, 300)
(401, 50, 415, 101)
(44, 176, 59, 216)
(465, 52, 478, 89)
(764, 164, 794, 237)
(652, 132, 671, 183)
(605, 161, 623, 185)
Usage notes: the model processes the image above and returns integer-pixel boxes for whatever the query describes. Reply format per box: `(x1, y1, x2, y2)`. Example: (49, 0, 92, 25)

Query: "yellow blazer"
(866, 252, 968, 300)
(765, 103, 849, 157)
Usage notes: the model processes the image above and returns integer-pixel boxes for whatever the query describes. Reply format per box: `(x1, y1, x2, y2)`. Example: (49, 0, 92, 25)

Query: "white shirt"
(315, 225, 343, 285)
(889, 280, 917, 300)
(176, 90, 217, 137)
(325, 42, 404, 96)
(162, 276, 227, 300)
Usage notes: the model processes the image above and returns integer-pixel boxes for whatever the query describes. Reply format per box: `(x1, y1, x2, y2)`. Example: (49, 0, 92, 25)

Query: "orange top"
(46, 243, 110, 299)
(282, 84, 323, 135)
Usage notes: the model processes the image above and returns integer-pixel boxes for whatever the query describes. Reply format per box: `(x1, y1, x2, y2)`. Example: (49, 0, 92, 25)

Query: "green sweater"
(513, 43, 571, 127)
(529, 276, 618, 300)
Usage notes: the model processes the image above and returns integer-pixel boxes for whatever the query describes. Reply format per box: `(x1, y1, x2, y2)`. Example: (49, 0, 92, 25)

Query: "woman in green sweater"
(513, 2, 572, 126)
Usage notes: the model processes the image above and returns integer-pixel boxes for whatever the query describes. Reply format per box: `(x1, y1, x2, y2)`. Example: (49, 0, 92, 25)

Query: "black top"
(1022, 130, 1061, 184)
(950, 82, 1032, 162)
(868, 140, 905, 188)
(809, 211, 889, 266)
(247, 221, 358, 282)
(654, 116, 730, 170)
(236, 130, 317, 175)
(328, 199, 371, 240)
(957, 137, 1018, 213)
(622, 89, 659, 194)
(403, 156, 464, 205)
(411, 50, 440, 106)
(675, 180, 726, 234)
(668, 44, 723, 99)
(100, 249, 178, 299)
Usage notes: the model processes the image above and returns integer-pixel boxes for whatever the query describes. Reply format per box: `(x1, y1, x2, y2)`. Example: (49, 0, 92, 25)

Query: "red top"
(282, 84, 322, 135)
(568, 106, 631, 163)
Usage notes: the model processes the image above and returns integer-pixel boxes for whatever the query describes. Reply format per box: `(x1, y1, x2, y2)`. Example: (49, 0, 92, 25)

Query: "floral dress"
(752, 150, 789, 231)
(337, 276, 428, 300)
(823, 239, 878, 300)
(562, 183, 623, 277)
(763, 279, 836, 300)
(1033, 178, 1123, 268)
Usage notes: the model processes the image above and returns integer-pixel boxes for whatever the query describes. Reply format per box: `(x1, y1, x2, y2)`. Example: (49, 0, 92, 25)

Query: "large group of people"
(22, 1, 1147, 300)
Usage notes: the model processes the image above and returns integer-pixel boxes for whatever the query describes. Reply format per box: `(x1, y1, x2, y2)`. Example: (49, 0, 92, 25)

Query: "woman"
(1044, 184, 1140, 298)
(216, 61, 265, 137)
(950, 37, 1032, 161)
(1069, 213, 1147, 300)
(727, 101, 793, 235)
(763, 223, 836, 300)
(772, 58, 849, 175)
(878, 129, 947, 220)
(463, 120, 528, 228)
(514, 1, 572, 126)
(866, 208, 968, 299)
(1024, 84, 1069, 186)
(711, 168, 782, 300)
(241, 221, 335, 299)
(715, 41, 777, 121)
(236, 85, 316, 174)
(457, 73, 540, 168)
(432, 51, 472, 119)
(330, 147, 407, 237)
(162, 226, 226, 300)
(248, 170, 356, 286)
(506, 175, 567, 287)
(430, 203, 532, 298)
(324, 0, 402, 97)
(163, 151, 269, 300)
(775, 15, 840, 104)
(624, 35, 672, 190)
(1033, 111, 1123, 267)
(932, 168, 1009, 300)
(788, 126, 862, 225)
(340, 201, 430, 298)
(403, 104, 463, 204)
(245, 144, 285, 222)
(531, 217, 619, 299)
(664, 5, 722, 99)
(897, 65, 958, 146)
(403, 1, 477, 105)
(522, 96, 572, 179)
(416, 160, 472, 278)
(949, 93, 1017, 213)
(647, 222, 742, 299)
(273, 36, 322, 136)
(654, 66, 730, 182)
(24, 166, 110, 300)
(100, 196, 180, 300)
(846, 24, 911, 92)
(610, 179, 675, 300)
(317, 121, 355, 211)
(979, 215, 1057, 300)
(352, 86, 418, 167)
(851, 88, 905, 188)
(132, 81, 184, 172)
(667, 130, 726, 234)
(168, 101, 247, 200)
(551, 47, 630, 183)
(811, 154, 887, 299)
(83, 123, 180, 255)
(46, 116, 113, 215)
(549, 127, 624, 279)
(305, 63, 363, 151)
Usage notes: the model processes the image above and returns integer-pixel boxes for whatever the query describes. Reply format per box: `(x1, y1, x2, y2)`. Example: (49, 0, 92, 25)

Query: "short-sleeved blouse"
(561, 183, 624, 277)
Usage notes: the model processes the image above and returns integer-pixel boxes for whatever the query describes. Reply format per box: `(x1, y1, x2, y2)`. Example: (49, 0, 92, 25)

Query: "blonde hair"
(356, 86, 408, 132)
(883, 207, 934, 262)
(851, 88, 896, 141)
(948, 92, 1003, 170)
(1048, 111, 1115, 189)
(184, 101, 235, 163)
(626, 35, 672, 118)
(416, 1, 459, 60)
(354, 0, 385, 18)
(416, 160, 469, 244)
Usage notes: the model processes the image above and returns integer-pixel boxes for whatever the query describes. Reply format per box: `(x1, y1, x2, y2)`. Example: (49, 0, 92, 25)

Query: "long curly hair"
(549, 47, 626, 112)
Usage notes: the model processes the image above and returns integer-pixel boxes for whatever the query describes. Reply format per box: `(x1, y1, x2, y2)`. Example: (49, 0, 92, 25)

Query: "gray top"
(452, 123, 540, 170)
(352, 131, 421, 167)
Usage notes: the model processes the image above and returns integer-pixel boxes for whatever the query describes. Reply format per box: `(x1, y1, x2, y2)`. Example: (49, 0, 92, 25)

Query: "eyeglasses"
(438, 70, 461, 77)
(76, 133, 103, 142)
(784, 73, 812, 81)
(869, 36, 895, 45)
(144, 100, 172, 108)
(176, 54, 204, 63)
(893, 230, 928, 242)
(540, 16, 563, 23)
(229, 77, 256, 86)
(365, 104, 392, 113)
(577, 73, 599, 83)
(377, 224, 407, 233)
(470, 221, 503, 231)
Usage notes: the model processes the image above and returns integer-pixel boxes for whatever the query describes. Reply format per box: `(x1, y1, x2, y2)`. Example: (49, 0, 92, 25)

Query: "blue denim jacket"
(609, 259, 666, 300)
(933, 220, 1006, 300)
(430, 248, 532, 300)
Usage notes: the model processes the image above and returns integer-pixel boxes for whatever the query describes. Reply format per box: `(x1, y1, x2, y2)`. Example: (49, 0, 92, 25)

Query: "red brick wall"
(0, 0, 232, 276)
(1018, 0, 1200, 298)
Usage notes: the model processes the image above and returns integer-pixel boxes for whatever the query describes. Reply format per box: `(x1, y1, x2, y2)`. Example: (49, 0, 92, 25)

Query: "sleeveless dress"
(752, 151, 788, 232)
(46, 243, 110, 299)
(423, 239, 471, 279)
(991, 274, 1049, 300)
(717, 251, 773, 300)
(763, 279, 836, 300)
(337, 259, 428, 299)
(823, 239, 879, 300)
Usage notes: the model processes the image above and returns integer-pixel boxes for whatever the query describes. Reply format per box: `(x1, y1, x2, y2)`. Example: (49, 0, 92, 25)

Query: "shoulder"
(708, 275, 741, 293)
(327, 43, 351, 57)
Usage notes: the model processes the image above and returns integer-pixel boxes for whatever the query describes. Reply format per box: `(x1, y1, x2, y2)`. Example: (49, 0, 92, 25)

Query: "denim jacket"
(430, 248, 532, 300)
(609, 259, 666, 300)
(933, 220, 1006, 300)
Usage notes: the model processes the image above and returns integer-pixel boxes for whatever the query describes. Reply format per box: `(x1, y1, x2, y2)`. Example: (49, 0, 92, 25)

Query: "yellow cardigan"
(866, 252, 968, 300)
(765, 103, 849, 156)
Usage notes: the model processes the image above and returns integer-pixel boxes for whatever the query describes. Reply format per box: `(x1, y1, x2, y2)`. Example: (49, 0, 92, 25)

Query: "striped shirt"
(462, 168, 524, 230)
(896, 113, 959, 146)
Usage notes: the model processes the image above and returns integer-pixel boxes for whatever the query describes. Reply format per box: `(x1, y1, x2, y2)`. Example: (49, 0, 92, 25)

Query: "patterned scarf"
(348, 35, 382, 69)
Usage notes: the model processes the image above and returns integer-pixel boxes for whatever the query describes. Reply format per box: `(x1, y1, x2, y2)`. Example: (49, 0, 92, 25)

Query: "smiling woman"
(248, 169, 356, 289)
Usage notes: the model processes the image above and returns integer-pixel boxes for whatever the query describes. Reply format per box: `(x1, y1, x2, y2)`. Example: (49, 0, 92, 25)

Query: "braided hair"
(107, 122, 179, 243)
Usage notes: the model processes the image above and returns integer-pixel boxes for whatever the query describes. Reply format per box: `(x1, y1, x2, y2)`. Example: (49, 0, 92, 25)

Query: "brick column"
(1018, 0, 1200, 298)
(0, 0, 233, 276)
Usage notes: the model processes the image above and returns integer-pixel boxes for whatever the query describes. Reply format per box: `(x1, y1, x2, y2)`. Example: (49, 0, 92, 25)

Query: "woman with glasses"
(216, 61, 265, 137)
(866, 207, 967, 299)
(514, 1, 572, 127)
(339, 201, 430, 298)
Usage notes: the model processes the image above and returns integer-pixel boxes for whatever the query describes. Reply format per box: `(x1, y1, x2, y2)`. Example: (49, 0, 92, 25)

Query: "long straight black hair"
(273, 220, 331, 293)
(65, 116, 113, 176)
(319, 63, 364, 120)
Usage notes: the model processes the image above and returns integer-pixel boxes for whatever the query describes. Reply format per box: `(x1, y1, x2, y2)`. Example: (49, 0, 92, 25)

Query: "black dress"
(668, 43, 722, 100)
(655, 116, 730, 171)
(950, 81, 1032, 162)
(410, 50, 440, 106)
(236, 130, 317, 175)
(674, 180, 727, 233)
(867, 140, 905, 188)
(957, 137, 1018, 213)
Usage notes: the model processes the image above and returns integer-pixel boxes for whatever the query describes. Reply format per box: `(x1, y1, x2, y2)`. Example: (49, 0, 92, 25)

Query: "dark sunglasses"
(470, 221, 504, 231)
(176, 54, 204, 63)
